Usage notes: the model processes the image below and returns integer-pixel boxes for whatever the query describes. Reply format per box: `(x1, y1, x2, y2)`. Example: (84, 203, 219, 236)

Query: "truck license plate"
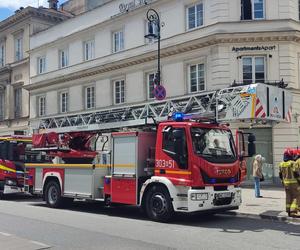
(216, 192, 231, 199)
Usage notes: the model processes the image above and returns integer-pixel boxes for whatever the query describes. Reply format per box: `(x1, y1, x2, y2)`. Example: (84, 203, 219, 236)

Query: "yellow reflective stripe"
(283, 179, 298, 184)
(0, 164, 16, 173)
(0, 137, 31, 142)
(155, 170, 192, 175)
(290, 204, 298, 209)
(280, 161, 294, 168)
(25, 163, 136, 169)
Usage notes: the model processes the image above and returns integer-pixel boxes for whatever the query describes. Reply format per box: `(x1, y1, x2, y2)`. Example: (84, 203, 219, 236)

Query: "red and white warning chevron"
(285, 106, 292, 123)
(255, 98, 266, 118)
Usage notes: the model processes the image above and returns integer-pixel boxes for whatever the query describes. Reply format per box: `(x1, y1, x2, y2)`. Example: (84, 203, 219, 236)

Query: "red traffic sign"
(154, 85, 166, 101)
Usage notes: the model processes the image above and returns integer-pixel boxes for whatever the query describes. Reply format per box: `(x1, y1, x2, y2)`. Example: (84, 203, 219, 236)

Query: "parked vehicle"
(24, 82, 293, 221)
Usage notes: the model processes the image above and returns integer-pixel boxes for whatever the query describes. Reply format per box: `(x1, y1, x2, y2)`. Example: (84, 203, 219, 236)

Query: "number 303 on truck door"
(155, 159, 175, 168)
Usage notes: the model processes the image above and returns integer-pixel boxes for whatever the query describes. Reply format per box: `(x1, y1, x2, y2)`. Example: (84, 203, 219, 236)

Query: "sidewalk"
(224, 186, 300, 223)
(0, 232, 50, 250)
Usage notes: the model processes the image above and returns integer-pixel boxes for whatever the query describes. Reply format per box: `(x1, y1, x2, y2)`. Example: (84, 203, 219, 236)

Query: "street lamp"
(145, 8, 161, 86)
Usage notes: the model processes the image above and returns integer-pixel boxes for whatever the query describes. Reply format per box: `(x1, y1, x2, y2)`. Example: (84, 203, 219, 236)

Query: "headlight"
(191, 193, 209, 201)
(236, 190, 242, 198)
(5, 179, 17, 186)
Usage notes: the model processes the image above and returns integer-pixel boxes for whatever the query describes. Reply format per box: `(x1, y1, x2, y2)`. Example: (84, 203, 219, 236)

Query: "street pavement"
(230, 186, 300, 222)
(0, 189, 299, 250)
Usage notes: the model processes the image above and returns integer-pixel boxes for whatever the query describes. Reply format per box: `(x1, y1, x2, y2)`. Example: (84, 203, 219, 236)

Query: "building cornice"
(10, 58, 29, 68)
(26, 30, 300, 91)
(0, 6, 72, 32)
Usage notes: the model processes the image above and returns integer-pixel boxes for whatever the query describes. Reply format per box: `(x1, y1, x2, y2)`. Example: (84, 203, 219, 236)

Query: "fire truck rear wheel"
(145, 185, 174, 222)
(45, 181, 64, 208)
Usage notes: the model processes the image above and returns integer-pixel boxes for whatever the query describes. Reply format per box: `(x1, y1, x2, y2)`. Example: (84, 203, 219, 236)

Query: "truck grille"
(201, 170, 239, 184)
(213, 197, 233, 206)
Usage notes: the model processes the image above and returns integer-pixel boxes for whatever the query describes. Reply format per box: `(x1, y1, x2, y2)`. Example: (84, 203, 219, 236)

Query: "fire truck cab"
(0, 136, 31, 195)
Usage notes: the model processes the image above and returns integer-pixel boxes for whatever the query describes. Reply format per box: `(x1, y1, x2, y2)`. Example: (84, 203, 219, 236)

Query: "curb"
(221, 211, 300, 223)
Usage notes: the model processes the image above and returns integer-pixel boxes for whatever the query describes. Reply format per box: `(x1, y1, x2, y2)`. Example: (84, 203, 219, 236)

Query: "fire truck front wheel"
(45, 181, 64, 208)
(145, 185, 174, 222)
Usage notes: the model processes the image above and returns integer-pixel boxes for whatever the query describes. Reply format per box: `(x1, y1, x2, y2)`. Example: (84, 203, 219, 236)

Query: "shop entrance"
(242, 128, 273, 183)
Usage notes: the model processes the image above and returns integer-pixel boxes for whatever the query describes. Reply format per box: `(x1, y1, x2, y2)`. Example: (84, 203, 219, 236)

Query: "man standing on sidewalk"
(279, 149, 300, 218)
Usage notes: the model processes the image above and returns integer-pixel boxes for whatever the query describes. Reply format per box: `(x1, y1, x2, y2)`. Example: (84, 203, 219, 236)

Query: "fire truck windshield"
(191, 127, 237, 163)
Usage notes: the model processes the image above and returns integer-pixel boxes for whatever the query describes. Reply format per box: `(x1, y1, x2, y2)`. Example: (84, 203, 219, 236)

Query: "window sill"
(114, 102, 126, 106)
(186, 25, 204, 32)
(240, 18, 266, 22)
(112, 49, 125, 54)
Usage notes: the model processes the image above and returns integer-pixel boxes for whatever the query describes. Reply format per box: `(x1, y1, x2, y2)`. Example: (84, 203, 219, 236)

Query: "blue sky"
(0, 0, 67, 22)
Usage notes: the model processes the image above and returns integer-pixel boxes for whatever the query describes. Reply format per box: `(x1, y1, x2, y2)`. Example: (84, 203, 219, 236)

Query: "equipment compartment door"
(111, 177, 137, 205)
(112, 135, 136, 175)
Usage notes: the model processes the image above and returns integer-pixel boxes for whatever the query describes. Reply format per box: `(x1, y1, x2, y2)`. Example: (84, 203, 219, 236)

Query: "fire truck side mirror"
(247, 133, 256, 157)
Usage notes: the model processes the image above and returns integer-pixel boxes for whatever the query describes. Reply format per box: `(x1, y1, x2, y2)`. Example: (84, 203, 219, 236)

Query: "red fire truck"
(24, 83, 293, 221)
(0, 136, 35, 196)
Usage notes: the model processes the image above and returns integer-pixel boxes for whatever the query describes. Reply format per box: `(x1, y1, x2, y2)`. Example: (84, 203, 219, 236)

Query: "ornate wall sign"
(119, 0, 153, 14)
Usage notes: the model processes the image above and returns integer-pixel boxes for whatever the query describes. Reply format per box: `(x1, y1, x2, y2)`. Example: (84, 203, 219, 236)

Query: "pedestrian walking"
(252, 154, 263, 198)
(279, 149, 300, 218)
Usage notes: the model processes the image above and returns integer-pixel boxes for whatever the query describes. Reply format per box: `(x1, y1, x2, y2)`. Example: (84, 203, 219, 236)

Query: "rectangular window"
(0, 91, 4, 121)
(189, 63, 205, 93)
(59, 49, 69, 68)
(14, 35, 23, 61)
(14, 88, 22, 118)
(114, 80, 125, 104)
(38, 96, 46, 117)
(37, 56, 46, 74)
(147, 72, 156, 99)
(113, 30, 124, 53)
(241, 0, 265, 20)
(0, 43, 4, 67)
(60, 91, 68, 113)
(85, 86, 95, 109)
(242, 56, 265, 84)
(187, 2, 203, 30)
(83, 40, 95, 61)
(162, 127, 188, 169)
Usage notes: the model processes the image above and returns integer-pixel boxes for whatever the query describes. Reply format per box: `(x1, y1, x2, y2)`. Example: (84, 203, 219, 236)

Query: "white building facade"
(28, 0, 300, 182)
(0, 5, 71, 135)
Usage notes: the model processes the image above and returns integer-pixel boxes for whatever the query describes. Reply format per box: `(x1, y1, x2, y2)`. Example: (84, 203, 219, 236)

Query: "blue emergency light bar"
(172, 112, 185, 121)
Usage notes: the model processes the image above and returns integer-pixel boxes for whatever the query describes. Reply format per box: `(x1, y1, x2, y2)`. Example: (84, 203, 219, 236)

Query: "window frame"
(38, 95, 46, 117)
(14, 88, 22, 118)
(188, 63, 206, 93)
(252, 0, 265, 20)
(59, 48, 69, 69)
(241, 55, 266, 84)
(241, 0, 265, 20)
(85, 85, 95, 110)
(113, 79, 125, 105)
(0, 42, 5, 67)
(146, 72, 156, 100)
(112, 29, 125, 53)
(37, 56, 46, 75)
(59, 91, 69, 113)
(0, 91, 5, 121)
(14, 33, 23, 61)
(186, 1, 204, 31)
(83, 39, 95, 61)
(299, 0, 300, 20)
